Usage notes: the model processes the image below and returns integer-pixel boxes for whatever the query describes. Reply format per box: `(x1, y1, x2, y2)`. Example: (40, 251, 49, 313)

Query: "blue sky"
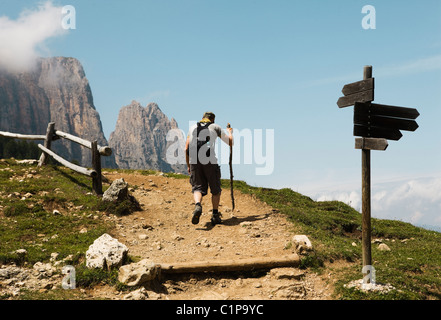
(2, 0, 441, 230)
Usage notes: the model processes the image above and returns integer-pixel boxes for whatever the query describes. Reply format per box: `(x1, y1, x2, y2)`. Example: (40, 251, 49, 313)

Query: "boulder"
(292, 235, 313, 253)
(86, 233, 128, 269)
(118, 259, 161, 286)
(102, 178, 129, 202)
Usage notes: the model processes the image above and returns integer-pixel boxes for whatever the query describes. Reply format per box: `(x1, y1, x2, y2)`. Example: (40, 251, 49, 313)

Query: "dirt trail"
(95, 171, 334, 300)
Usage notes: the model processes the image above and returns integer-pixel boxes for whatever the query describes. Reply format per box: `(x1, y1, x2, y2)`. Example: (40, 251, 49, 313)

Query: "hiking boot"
(211, 212, 222, 226)
(191, 203, 202, 225)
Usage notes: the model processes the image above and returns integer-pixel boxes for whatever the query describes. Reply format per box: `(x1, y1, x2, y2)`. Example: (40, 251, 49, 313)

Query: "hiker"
(185, 112, 233, 225)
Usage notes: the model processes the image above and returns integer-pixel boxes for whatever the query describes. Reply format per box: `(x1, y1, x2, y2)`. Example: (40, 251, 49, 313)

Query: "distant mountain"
(109, 101, 186, 174)
(0, 57, 117, 168)
(0, 56, 185, 173)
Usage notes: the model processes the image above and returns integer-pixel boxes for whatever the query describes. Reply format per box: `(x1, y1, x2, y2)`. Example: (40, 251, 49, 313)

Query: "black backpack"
(196, 122, 212, 161)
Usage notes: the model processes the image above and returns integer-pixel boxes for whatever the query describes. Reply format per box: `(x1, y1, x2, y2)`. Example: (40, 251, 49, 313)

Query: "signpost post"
(336, 65, 420, 282)
(361, 66, 373, 269)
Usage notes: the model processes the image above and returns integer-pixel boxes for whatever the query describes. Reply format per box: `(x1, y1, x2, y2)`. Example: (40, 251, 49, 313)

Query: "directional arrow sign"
(337, 90, 374, 108)
(337, 78, 374, 108)
(342, 78, 374, 96)
(355, 102, 420, 119)
(355, 138, 388, 151)
(354, 112, 419, 131)
(354, 124, 403, 141)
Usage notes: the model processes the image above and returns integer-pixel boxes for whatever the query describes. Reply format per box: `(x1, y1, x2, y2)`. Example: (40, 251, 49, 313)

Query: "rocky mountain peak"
(109, 101, 186, 173)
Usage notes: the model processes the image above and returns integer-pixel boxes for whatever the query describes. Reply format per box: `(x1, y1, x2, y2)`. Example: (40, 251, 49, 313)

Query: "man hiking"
(185, 112, 233, 226)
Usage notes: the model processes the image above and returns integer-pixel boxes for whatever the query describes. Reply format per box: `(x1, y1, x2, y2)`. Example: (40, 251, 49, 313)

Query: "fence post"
(38, 122, 56, 167)
(91, 140, 103, 195)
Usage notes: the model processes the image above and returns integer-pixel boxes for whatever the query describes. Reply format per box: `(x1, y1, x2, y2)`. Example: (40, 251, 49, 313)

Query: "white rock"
(63, 254, 74, 262)
(378, 243, 391, 251)
(344, 279, 395, 293)
(86, 233, 128, 269)
(118, 259, 161, 286)
(16, 159, 38, 165)
(292, 235, 313, 252)
(14, 249, 27, 256)
(50, 252, 59, 262)
(123, 287, 149, 300)
(33, 262, 55, 278)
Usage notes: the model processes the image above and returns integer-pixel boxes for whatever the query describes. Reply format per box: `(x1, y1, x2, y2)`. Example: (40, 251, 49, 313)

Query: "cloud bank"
(0, 1, 67, 72)
(313, 176, 441, 232)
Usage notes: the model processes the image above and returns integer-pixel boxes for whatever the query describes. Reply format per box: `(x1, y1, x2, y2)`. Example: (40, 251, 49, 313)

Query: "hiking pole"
(227, 123, 235, 211)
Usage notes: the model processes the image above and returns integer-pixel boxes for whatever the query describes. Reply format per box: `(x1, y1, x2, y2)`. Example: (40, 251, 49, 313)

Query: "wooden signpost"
(337, 77, 374, 108)
(337, 66, 420, 280)
(354, 102, 419, 141)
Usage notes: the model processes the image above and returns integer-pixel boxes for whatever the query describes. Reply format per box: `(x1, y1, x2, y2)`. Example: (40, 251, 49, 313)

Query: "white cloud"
(0, 1, 67, 72)
(309, 175, 441, 231)
(317, 191, 361, 210)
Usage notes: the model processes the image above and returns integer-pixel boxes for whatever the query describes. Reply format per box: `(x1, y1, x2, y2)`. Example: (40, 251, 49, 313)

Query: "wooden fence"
(0, 122, 112, 195)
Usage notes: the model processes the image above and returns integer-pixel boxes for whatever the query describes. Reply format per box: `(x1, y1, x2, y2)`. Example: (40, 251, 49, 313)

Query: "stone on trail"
(86, 233, 128, 269)
(118, 259, 161, 286)
(102, 178, 129, 202)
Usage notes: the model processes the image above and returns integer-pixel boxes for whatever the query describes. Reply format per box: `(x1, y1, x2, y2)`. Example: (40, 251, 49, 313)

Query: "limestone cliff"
(109, 101, 186, 174)
(0, 57, 116, 168)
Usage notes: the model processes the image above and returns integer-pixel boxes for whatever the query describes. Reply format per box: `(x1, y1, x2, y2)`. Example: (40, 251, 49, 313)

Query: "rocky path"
(0, 170, 335, 300)
(96, 172, 334, 300)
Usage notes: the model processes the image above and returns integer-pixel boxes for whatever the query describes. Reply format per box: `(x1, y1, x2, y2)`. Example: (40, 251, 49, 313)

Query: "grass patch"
(0, 162, 114, 267)
(0, 160, 142, 299)
(74, 264, 120, 288)
(221, 179, 441, 300)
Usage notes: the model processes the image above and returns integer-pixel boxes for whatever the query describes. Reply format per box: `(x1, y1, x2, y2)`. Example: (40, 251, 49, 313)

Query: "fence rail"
(0, 131, 46, 140)
(0, 122, 112, 195)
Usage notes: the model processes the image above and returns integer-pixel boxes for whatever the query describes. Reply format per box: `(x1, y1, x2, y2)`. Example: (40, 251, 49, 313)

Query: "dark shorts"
(190, 163, 222, 196)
